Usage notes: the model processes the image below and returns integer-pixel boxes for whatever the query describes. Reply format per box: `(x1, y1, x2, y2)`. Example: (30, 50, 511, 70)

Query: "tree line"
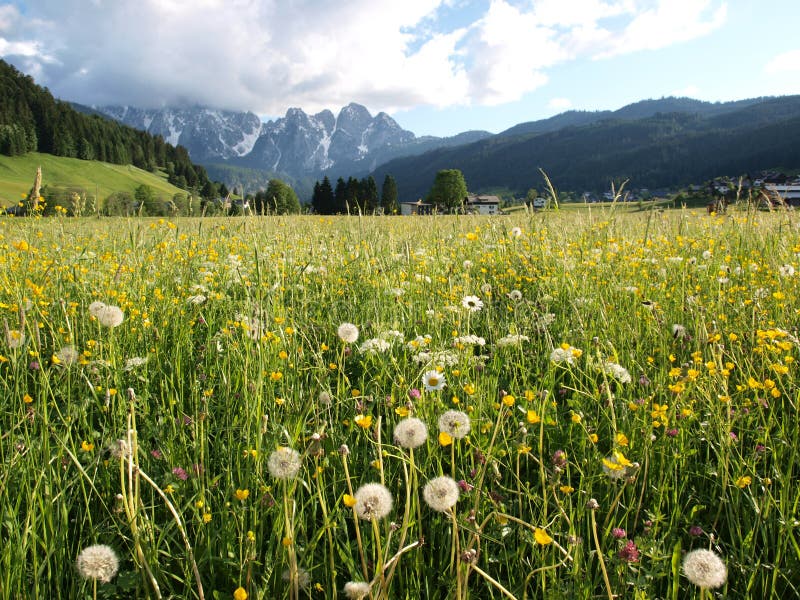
(310, 174, 398, 214)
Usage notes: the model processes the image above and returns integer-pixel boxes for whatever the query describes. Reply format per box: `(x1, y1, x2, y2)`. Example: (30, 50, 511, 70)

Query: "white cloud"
(671, 84, 700, 98)
(0, 0, 730, 115)
(765, 49, 800, 74)
(548, 97, 573, 110)
(592, 0, 728, 59)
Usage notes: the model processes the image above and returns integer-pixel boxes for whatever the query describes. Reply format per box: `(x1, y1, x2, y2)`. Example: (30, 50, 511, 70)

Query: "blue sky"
(1, 1, 799, 137)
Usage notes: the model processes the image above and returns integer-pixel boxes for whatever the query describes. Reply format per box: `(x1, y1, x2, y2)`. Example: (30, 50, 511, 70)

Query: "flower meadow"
(1, 208, 798, 599)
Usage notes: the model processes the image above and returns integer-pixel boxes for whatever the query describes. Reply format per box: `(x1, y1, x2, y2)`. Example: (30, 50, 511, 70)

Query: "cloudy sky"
(1, 0, 799, 136)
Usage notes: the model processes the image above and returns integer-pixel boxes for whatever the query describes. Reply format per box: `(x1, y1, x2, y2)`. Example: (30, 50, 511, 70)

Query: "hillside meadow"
(0, 208, 798, 599)
(0, 153, 184, 206)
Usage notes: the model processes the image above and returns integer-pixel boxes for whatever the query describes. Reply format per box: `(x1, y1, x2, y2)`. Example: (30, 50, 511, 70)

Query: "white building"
(465, 194, 501, 215)
(765, 182, 800, 205)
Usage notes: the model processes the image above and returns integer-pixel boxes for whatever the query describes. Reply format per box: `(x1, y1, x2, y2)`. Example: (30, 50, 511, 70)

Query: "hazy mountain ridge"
(372, 95, 800, 200)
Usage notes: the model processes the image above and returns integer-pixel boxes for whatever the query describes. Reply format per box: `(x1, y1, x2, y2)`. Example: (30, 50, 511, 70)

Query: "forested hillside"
(0, 59, 215, 195)
(373, 96, 800, 199)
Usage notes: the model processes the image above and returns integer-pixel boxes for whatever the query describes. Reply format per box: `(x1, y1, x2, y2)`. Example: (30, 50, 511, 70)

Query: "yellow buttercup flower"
(534, 528, 553, 545)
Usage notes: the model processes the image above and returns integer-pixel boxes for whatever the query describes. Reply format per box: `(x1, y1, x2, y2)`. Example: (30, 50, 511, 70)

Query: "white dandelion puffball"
(268, 447, 302, 480)
(95, 304, 124, 328)
(461, 295, 484, 312)
(88, 301, 106, 318)
(337, 322, 359, 343)
(54, 345, 80, 365)
(6, 329, 26, 349)
(394, 418, 428, 449)
(354, 483, 393, 520)
(438, 410, 471, 439)
(422, 369, 446, 392)
(423, 476, 460, 512)
(344, 581, 371, 599)
(682, 549, 727, 589)
(76, 544, 119, 583)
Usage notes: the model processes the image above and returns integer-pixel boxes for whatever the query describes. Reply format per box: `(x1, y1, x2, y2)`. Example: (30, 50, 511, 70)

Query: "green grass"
(0, 152, 185, 206)
(0, 208, 798, 599)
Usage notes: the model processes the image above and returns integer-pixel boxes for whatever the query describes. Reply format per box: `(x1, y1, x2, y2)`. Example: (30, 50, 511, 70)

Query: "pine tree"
(381, 174, 399, 214)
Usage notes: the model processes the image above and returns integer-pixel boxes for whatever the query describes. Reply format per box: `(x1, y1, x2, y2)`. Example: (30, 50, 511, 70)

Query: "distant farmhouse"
(764, 180, 800, 206)
(400, 193, 501, 215)
(399, 199, 434, 215)
(465, 194, 501, 215)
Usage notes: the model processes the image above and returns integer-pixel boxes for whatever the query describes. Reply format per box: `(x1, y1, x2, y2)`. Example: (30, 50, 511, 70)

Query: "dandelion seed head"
(423, 476, 460, 512)
(267, 447, 302, 480)
(682, 549, 727, 589)
(55, 345, 79, 365)
(438, 410, 471, 439)
(353, 483, 393, 520)
(95, 304, 124, 328)
(337, 322, 359, 343)
(344, 581, 371, 599)
(76, 544, 119, 583)
(393, 417, 428, 449)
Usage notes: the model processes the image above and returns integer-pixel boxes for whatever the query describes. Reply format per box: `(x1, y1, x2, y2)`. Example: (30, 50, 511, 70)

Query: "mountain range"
(83, 95, 800, 201)
(87, 102, 492, 183)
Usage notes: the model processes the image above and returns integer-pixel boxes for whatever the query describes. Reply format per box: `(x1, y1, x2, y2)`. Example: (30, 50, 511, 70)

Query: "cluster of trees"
(310, 174, 398, 214)
(0, 59, 217, 196)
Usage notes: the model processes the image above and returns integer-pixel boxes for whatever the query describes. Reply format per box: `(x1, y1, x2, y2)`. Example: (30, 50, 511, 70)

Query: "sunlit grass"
(1, 208, 798, 599)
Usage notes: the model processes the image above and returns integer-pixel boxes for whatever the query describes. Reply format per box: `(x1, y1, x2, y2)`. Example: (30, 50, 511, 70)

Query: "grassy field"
(0, 153, 185, 208)
(0, 207, 798, 599)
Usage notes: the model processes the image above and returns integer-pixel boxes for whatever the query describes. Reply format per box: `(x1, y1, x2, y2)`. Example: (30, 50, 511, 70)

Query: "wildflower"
(602, 451, 633, 480)
(359, 338, 391, 354)
(689, 525, 704, 536)
(438, 410, 471, 439)
(551, 450, 567, 470)
(423, 476, 460, 512)
(95, 305, 125, 328)
(343, 494, 357, 507)
(618, 539, 640, 562)
(496, 333, 529, 347)
(344, 581, 371, 599)
(233, 587, 248, 600)
(267, 447, 302, 480)
(601, 361, 631, 384)
(81, 440, 95, 452)
(682, 549, 727, 589)
(422, 370, 446, 392)
(526, 409, 541, 424)
(124, 356, 148, 370)
(394, 417, 428, 449)
(76, 544, 119, 583)
(354, 414, 373, 429)
(172, 467, 189, 481)
(353, 483, 393, 520)
(735, 475, 751, 488)
(534, 528, 553, 545)
(438, 431, 453, 446)
(612, 528, 627, 539)
(550, 344, 581, 365)
(234, 489, 250, 501)
(461, 295, 484, 312)
(337, 322, 359, 343)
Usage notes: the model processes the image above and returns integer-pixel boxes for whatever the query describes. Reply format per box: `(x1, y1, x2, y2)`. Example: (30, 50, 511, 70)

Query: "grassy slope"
(0, 152, 184, 206)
